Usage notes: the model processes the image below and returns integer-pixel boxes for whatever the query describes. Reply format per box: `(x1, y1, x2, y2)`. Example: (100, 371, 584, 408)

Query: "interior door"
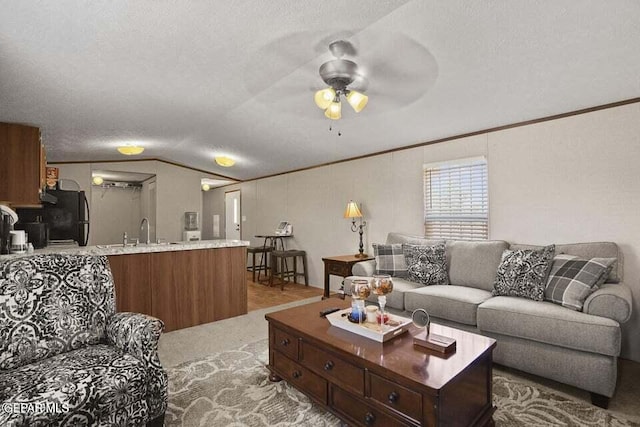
(225, 190, 241, 240)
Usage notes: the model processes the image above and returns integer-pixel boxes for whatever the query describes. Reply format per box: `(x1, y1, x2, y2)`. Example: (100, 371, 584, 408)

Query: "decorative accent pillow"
(492, 245, 555, 301)
(402, 243, 449, 286)
(544, 255, 616, 311)
(373, 243, 407, 278)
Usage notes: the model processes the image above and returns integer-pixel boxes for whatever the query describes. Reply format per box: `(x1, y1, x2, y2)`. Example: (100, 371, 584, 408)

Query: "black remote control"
(319, 307, 341, 317)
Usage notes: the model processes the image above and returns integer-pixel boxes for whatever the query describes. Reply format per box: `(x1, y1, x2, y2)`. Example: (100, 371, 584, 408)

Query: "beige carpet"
(165, 339, 639, 427)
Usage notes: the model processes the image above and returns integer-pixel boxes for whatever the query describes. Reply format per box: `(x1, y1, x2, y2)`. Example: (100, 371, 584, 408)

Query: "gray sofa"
(349, 232, 633, 408)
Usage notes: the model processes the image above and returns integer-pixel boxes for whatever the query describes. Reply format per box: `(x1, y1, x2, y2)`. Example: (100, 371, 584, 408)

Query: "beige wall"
(55, 160, 219, 244)
(203, 103, 640, 361)
(90, 186, 142, 245)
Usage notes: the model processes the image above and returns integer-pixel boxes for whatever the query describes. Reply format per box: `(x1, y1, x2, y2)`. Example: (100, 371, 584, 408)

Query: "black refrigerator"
(18, 189, 90, 246)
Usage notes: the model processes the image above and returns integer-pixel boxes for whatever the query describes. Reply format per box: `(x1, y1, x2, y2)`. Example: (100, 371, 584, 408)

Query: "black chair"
(247, 245, 273, 282)
(269, 249, 309, 290)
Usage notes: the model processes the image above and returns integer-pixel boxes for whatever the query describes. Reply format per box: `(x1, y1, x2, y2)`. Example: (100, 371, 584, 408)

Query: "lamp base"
(354, 253, 369, 259)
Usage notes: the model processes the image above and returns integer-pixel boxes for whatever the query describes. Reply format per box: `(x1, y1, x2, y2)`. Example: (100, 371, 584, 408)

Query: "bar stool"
(247, 246, 273, 283)
(269, 250, 309, 290)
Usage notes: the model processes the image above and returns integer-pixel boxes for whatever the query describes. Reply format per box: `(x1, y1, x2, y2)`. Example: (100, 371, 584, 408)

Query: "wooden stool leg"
(302, 254, 308, 286)
(269, 255, 276, 287)
(252, 251, 257, 283)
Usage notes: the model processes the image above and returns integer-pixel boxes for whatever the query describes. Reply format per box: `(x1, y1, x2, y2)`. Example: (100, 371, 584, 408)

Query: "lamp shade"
(344, 201, 363, 219)
(215, 156, 235, 167)
(324, 100, 342, 120)
(346, 90, 368, 113)
(117, 145, 145, 155)
(314, 87, 336, 109)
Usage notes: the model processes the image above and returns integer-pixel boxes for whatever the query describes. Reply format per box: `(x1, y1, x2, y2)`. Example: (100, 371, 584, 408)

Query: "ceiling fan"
(313, 40, 369, 120)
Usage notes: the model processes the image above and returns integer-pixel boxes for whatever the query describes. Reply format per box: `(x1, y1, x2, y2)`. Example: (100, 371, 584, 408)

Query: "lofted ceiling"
(1, 1, 639, 181)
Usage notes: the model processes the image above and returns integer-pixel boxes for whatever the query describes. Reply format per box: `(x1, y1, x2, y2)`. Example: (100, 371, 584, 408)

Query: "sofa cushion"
(545, 255, 615, 311)
(477, 296, 621, 356)
(372, 243, 407, 278)
(511, 242, 622, 283)
(446, 240, 509, 291)
(0, 254, 116, 369)
(404, 285, 493, 326)
(492, 245, 555, 301)
(403, 243, 449, 286)
(0, 344, 149, 426)
(385, 232, 443, 247)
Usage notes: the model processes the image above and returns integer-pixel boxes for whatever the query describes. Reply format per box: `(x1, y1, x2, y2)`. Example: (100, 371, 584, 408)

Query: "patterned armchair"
(0, 254, 167, 427)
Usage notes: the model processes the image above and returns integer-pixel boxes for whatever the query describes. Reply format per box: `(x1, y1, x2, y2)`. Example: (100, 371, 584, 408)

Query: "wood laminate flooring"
(246, 272, 324, 312)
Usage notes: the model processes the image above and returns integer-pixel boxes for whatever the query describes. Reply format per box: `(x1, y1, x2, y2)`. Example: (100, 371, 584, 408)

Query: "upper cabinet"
(0, 122, 47, 207)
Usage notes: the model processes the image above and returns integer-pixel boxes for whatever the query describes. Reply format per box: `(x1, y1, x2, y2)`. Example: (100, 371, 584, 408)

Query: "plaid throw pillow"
(492, 245, 555, 301)
(373, 243, 407, 278)
(402, 243, 449, 286)
(545, 255, 615, 311)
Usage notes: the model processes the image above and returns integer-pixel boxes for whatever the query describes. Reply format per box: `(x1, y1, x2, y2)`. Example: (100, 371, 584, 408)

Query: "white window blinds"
(423, 157, 488, 240)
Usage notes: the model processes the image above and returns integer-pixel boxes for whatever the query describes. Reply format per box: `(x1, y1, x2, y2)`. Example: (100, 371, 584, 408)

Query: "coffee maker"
(0, 205, 19, 254)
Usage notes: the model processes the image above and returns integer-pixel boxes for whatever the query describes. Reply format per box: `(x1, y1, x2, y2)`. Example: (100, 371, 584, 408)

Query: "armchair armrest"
(352, 259, 376, 276)
(583, 283, 633, 324)
(106, 312, 168, 418)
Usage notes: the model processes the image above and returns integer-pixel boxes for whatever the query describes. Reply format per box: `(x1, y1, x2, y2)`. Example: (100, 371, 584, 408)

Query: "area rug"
(166, 339, 637, 427)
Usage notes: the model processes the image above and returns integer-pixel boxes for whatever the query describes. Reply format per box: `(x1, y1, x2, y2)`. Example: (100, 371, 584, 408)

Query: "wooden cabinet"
(0, 122, 47, 206)
(107, 246, 247, 332)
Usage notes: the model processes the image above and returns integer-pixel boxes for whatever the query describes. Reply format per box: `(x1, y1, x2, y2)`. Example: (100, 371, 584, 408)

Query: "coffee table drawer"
(331, 385, 407, 427)
(301, 341, 364, 395)
(368, 372, 423, 422)
(273, 327, 299, 360)
(273, 351, 327, 405)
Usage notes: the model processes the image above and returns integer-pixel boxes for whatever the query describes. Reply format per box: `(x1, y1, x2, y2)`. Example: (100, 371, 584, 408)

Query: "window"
(423, 157, 488, 240)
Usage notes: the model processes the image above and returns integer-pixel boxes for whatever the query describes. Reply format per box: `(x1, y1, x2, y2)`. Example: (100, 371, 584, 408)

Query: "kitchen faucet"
(140, 217, 150, 244)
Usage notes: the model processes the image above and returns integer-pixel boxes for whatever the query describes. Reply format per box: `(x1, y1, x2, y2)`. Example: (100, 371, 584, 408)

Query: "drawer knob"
(292, 370, 301, 379)
(280, 338, 290, 346)
(364, 412, 376, 425)
(388, 391, 399, 404)
(324, 360, 334, 371)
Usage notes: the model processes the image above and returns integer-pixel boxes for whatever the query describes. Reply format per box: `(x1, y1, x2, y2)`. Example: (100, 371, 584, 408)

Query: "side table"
(321, 255, 374, 299)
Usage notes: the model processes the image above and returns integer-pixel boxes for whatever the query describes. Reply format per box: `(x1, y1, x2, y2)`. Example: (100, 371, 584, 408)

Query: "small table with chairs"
(248, 234, 307, 289)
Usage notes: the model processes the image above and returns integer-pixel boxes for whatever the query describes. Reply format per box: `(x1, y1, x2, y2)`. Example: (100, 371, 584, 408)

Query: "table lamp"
(344, 200, 368, 258)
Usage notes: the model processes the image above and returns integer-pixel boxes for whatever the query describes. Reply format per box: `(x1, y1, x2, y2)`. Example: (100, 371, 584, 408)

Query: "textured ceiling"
(1, 1, 639, 181)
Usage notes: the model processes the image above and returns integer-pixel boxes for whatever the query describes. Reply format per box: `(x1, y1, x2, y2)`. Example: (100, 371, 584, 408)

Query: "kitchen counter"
(0, 239, 250, 259)
(0, 240, 250, 332)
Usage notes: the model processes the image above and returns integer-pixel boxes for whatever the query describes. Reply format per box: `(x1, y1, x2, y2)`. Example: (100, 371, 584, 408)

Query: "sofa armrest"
(106, 312, 168, 418)
(583, 283, 633, 324)
(352, 259, 376, 276)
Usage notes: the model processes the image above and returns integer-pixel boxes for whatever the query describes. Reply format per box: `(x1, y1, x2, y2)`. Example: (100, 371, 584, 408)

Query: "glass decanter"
(371, 274, 394, 330)
(350, 279, 371, 325)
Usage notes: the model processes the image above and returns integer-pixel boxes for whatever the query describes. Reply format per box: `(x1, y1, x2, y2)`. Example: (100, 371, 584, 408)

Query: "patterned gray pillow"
(544, 255, 615, 310)
(492, 245, 555, 301)
(403, 243, 449, 286)
(373, 243, 407, 278)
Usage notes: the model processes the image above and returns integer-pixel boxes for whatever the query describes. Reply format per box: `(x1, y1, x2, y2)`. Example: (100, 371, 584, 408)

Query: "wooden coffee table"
(266, 298, 496, 427)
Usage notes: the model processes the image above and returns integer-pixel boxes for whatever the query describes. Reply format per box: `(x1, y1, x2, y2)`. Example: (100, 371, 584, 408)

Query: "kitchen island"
(1, 240, 249, 332)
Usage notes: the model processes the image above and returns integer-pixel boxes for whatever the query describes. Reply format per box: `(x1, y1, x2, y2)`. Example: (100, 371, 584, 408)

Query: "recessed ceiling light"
(92, 176, 104, 185)
(117, 145, 145, 155)
(215, 156, 235, 167)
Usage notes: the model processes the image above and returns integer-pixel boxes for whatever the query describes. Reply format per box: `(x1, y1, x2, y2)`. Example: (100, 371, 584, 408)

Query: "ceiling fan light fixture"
(324, 100, 342, 120)
(314, 87, 336, 109)
(346, 90, 368, 113)
(117, 145, 145, 155)
(215, 156, 235, 167)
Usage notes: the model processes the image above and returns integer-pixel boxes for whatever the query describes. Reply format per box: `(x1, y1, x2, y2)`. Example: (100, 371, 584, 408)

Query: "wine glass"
(350, 279, 370, 325)
(371, 274, 393, 330)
